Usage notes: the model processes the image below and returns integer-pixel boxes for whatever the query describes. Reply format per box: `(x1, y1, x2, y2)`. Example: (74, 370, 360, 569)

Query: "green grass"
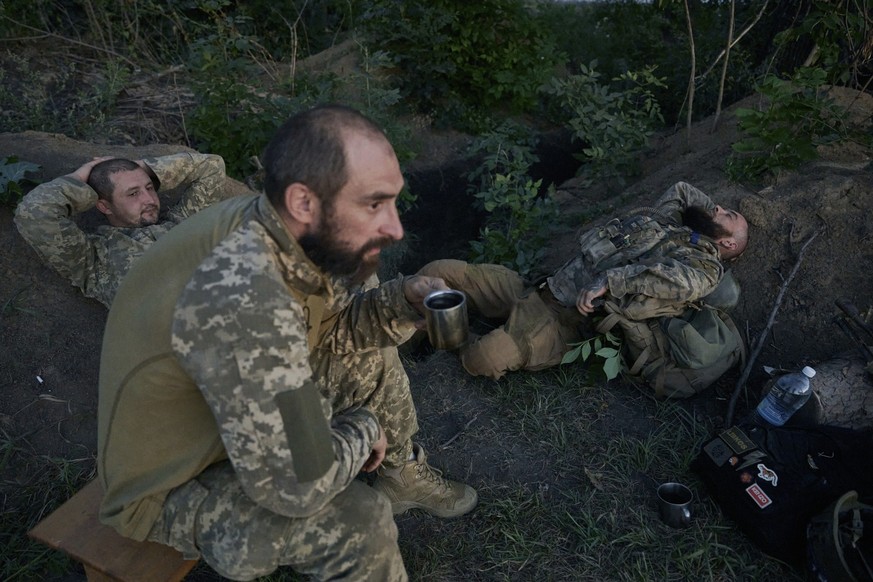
(0, 426, 93, 581)
(3, 346, 805, 581)
(392, 362, 805, 582)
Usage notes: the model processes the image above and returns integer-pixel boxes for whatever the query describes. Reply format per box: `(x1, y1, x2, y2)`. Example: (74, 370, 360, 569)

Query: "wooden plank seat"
(27, 479, 198, 582)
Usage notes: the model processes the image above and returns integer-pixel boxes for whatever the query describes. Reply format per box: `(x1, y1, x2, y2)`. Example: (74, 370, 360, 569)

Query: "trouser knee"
(460, 328, 524, 380)
(299, 482, 406, 581)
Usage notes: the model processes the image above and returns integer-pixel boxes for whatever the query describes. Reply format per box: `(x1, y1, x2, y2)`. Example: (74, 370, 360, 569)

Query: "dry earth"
(2, 86, 873, 580)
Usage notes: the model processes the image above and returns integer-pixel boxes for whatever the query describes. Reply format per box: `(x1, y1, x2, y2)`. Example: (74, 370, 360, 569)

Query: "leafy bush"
(543, 62, 665, 189)
(536, 0, 762, 125)
(726, 67, 852, 182)
(185, 20, 414, 182)
(0, 157, 40, 207)
(360, 0, 562, 129)
(0, 51, 129, 141)
(465, 122, 559, 277)
(772, 0, 873, 88)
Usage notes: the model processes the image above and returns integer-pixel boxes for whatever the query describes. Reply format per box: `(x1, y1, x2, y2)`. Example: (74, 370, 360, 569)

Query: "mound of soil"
(549, 87, 873, 389)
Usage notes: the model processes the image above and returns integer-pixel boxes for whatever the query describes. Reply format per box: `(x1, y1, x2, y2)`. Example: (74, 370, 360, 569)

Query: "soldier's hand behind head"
(69, 156, 114, 184)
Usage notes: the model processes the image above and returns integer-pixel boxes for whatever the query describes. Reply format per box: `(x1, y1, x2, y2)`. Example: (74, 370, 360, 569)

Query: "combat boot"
(373, 443, 478, 518)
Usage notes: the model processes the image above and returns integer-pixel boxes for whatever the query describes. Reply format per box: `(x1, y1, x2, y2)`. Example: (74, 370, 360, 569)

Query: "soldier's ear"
(95, 198, 113, 216)
(720, 237, 738, 252)
(283, 182, 319, 226)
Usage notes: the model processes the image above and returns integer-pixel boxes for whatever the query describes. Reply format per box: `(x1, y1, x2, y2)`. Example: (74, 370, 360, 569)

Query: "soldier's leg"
(459, 327, 524, 380)
(505, 290, 585, 372)
(149, 461, 406, 581)
(462, 289, 583, 379)
(311, 346, 416, 467)
(417, 259, 526, 318)
(418, 259, 529, 379)
(311, 345, 476, 517)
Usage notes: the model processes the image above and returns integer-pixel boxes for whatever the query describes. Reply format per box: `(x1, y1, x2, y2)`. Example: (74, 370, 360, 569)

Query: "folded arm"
(143, 152, 227, 221)
(13, 172, 105, 297)
(172, 242, 381, 518)
(655, 182, 717, 224)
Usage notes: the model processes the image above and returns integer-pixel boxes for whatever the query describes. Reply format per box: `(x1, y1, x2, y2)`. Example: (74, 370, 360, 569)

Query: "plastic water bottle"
(754, 366, 816, 426)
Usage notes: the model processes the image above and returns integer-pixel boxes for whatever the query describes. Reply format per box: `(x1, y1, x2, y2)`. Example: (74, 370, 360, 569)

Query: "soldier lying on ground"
(418, 181, 749, 381)
(14, 152, 227, 307)
(98, 105, 477, 582)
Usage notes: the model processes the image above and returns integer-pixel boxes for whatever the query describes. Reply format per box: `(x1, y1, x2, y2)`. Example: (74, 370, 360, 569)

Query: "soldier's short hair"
(262, 104, 388, 210)
(88, 158, 160, 201)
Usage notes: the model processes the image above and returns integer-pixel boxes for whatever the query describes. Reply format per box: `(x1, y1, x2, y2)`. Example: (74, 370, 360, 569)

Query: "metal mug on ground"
(424, 289, 468, 350)
(657, 482, 693, 529)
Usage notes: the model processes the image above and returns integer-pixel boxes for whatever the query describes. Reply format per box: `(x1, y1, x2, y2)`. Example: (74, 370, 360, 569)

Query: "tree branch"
(725, 227, 823, 426)
(0, 15, 139, 69)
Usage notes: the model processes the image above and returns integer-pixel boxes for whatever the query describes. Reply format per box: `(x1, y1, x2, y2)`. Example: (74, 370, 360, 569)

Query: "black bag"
(691, 421, 873, 563)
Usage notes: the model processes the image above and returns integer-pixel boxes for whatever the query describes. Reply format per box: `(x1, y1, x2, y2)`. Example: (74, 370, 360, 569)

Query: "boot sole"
(389, 491, 478, 518)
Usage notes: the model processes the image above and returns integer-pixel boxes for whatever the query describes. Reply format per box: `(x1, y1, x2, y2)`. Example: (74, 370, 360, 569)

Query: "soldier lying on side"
(418, 182, 749, 381)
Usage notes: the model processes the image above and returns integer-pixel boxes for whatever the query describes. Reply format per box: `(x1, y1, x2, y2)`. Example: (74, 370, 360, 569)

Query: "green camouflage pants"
(147, 346, 415, 580)
(311, 345, 417, 468)
(418, 259, 585, 379)
(149, 461, 406, 581)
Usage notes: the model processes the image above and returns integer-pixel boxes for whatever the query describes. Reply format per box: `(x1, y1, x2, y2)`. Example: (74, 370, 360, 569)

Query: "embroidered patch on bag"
(735, 450, 767, 471)
(757, 463, 778, 486)
(720, 426, 756, 454)
(746, 483, 772, 508)
(704, 437, 733, 466)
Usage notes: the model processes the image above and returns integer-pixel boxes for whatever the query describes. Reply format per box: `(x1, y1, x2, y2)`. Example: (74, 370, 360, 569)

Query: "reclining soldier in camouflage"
(14, 151, 227, 307)
(418, 181, 749, 380)
(97, 105, 477, 582)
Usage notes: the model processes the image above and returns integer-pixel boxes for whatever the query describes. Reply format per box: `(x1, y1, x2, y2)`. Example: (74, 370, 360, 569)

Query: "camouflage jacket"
(98, 193, 418, 540)
(547, 182, 724, 313)
(13, 152, 226, 307)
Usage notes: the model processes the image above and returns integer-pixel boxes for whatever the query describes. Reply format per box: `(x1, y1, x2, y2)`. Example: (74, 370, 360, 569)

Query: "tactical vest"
(548, 211, 689, 307)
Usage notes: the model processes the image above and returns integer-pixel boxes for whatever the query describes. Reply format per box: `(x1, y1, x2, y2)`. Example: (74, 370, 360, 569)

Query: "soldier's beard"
(299, 215, 395, 285)
(683, 205, 730, 239)
(137, 205, 160, 227)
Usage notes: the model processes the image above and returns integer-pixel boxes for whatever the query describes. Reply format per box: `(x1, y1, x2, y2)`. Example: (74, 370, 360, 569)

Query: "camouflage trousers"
(147, 346, 415, 581)
(311, 344, 417, 468)
(417, 259, 586, 380)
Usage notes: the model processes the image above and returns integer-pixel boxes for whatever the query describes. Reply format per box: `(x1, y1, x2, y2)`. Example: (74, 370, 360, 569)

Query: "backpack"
(595, 298, 745, 399)
(691, 422, 873, 564)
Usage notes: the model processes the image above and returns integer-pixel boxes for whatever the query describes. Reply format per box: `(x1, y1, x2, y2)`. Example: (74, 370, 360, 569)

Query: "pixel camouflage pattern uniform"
(13, 152, 226, 307)
(99, 194, 416, 580)
(418, 181, 725, 379)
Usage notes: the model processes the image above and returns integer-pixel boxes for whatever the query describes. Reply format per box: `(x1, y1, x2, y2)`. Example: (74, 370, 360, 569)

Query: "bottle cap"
(801, 366, 816, 378)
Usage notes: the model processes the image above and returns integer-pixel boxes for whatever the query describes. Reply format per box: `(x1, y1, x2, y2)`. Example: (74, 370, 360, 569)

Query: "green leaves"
(543, 62, 665, 189)
(727, 67, 852, 182)
(465, 122, 559, 277)
(360, 0, 562, 129)
(562, 332, 624, 381)
(0, 157, 40, 206)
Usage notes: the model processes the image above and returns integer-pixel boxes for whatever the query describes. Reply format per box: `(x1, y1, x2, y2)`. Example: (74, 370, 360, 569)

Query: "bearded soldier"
(97, 105, 477, 582)
(418, 181, 749, 381)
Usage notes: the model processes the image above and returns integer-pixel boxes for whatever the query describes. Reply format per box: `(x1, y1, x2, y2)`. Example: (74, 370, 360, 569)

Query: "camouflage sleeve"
(319, 275, 420, 354)
(142, 152, 226, 221)
(12, 176, 106, 296)
(172, 227, 381, 518)
(606, 246, 723, 303)
(654, 182, 716, 224)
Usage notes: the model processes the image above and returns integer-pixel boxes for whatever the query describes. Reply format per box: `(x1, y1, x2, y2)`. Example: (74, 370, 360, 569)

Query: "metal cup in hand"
(657, 482, 693, 529)
(424, 289, 468, 350)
